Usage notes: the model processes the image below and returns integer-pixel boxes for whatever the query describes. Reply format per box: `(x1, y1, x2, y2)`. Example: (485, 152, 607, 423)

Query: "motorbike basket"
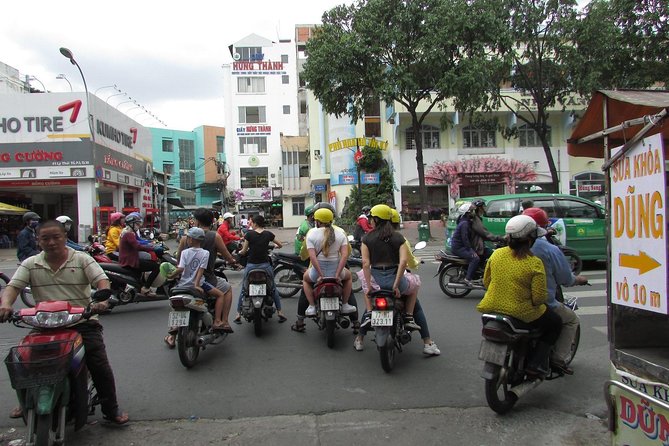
(481, 320, 521, 343)
(4, 341, 74, 390)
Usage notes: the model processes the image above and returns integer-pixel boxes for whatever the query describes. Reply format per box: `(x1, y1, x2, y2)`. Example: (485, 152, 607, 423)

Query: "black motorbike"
(369, 288, 415, 373)
(240, 267, 276, 337)
(478, 294, 581, 414)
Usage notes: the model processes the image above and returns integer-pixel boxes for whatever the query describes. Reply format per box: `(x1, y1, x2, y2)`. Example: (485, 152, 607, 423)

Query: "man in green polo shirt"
(0, 220, 129, 425)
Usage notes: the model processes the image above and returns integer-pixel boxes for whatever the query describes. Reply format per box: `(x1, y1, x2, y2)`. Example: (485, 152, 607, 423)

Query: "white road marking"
(576, 305, 607, 316)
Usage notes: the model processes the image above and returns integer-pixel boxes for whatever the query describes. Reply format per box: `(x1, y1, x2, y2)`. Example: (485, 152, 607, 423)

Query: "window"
(240, 167, 268, 188)
(283, 105, 291, 115)
(237, 77, 265, 93)
(292, 197, 305, 216)
(519, 124, 551, 147)
(239, 136, 268, 154)
(364, 101, 381, 137)
(463, 126, 496, 148)
(236, 46, 263, 61)
(405, 125, 440, 150)
(298, 76, 306, 88)
(532, 199, 559, 218)
(558, 199, 600, 219)
(281, 54, 289, 63)
(178, 139, 195, 190)
(282, 151, 309, 179)
(485, 199, 519, 218)
(162, 139, 173, 152)
(282, 75, 289, 84)
(162, 163, 174, 176)
(238, 106, 266, 123)
(216, 136, 224, 154)
(300, 100, 307, 114)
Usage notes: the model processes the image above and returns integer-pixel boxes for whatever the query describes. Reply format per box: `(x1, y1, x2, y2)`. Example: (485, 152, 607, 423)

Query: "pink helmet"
(110, 212, 125, 224)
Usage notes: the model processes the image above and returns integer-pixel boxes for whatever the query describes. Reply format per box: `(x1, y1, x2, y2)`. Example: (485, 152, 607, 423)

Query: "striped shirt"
(9, 248, 108, 310)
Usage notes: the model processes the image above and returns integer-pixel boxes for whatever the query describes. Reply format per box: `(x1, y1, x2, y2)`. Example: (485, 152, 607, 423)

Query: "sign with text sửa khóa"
(361, 173, 380, 184)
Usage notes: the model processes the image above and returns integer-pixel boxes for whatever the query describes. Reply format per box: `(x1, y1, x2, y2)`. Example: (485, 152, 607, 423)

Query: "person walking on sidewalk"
(16, 211, 40, 262)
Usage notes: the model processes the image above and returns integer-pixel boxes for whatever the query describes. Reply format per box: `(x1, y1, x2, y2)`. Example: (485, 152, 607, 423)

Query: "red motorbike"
(3, 289, 113, 446)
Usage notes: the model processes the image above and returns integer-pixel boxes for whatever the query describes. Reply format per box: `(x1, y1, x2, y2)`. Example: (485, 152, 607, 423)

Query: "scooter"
(369, 288, 415, 373)
(308, 277, 355, 349)
(240, 267, 276, 337)
(435, 250, 487, 298)
(478, 294, 581, 414)
(3, 289, 114, 446)
(168, 286, 227, 368)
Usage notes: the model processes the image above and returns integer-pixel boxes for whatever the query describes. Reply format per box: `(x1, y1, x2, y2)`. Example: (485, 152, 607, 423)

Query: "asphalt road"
(0, 247, 610, 444)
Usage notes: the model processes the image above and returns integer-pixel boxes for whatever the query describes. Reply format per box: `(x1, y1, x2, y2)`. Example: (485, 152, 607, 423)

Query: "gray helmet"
(22, 211, 41, 223)
(361, 206, 371, 213)
(125, 213, 143, 225)
(313, 202, 336, 214)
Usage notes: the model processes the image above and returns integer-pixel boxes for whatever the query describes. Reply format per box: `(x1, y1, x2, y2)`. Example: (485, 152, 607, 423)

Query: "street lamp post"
(56, 74, 72, 91)
(106, 91, 126, 103)
(59, 47, 100, 238)
(26, 75, 47, 92)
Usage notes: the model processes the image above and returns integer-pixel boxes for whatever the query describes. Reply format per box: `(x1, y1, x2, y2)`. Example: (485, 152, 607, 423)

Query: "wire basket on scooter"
(4, 341, 74, 390)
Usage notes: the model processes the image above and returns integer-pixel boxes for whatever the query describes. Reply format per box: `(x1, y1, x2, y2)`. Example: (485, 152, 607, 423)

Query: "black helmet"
(472, 199, 486, 208)
(22, 211, 41, 223)
(192, 208, 214, 226)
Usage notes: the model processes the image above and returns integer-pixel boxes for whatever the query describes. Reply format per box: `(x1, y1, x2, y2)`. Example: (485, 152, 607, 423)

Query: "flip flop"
(278, 315, 288, 323)
(9, 406, 22, 419)
(103, 410, 129, 426)
(163, 334, 175, 349)
(290, 322, 306, 333)
(233, 315, 242, 325)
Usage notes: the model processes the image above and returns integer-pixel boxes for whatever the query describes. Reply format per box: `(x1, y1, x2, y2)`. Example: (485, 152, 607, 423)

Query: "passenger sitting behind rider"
(303, 208, 356, 317)
(119, 212, 162, 297)
(476, 215, 562, 377)
(169, 227, 233, 333)
(360, 204, 420, 331)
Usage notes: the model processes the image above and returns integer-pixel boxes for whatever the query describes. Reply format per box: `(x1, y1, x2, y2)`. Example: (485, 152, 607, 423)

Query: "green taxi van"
(446, 193, 607, 261)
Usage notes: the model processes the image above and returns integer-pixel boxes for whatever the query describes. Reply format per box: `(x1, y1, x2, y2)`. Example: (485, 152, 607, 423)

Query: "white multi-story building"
(222, 33, 311, 228)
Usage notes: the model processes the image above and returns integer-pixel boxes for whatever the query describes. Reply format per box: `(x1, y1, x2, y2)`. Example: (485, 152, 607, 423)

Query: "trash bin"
(418, 223, 430, 242)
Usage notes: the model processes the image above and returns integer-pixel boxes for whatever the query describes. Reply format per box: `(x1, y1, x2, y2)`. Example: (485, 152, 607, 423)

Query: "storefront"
(0, 93, 154, 242)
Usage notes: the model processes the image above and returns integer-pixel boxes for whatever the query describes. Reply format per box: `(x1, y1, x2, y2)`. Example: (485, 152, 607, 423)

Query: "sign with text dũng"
(610, 133, 666, 314)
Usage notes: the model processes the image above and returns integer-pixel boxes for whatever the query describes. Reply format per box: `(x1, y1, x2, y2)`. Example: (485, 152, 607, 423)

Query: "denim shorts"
(370, 268, 409, 294)
(307, 260, 344, 282)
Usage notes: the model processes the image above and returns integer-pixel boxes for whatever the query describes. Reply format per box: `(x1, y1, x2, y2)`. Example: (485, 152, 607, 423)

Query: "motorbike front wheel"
(326, 319, 336, 349)
(34, 411, 55, 446)
(438, 265, 471, 298)
(379, 335, 396, 373)
(484, 364, 518, 414)
(177, 315, 201, 368)
(274, 265, 300, 298)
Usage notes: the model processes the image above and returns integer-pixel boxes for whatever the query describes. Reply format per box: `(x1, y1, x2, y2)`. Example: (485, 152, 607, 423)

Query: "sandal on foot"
(278, 314, 287, 323)
(290, 322, 306, 333)
(103, 410, 129, 426)
(233, 315, 242, 325)
(163, 334, 175, 349)
(213, 322, 234, 333)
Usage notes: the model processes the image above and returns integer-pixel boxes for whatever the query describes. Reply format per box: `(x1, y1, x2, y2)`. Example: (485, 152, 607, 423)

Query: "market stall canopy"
(0, 202, 28, 215)
(567, 89, 669, 158)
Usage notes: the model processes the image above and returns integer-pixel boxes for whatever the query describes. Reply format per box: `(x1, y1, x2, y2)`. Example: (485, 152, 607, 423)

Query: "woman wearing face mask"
(17, 211, 41, 262)
(56, 216, 85, 251)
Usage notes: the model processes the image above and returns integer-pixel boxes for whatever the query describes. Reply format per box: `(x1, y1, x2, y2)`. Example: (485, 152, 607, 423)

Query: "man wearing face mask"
(56, 216, 85, 251)
(17, 211, 41, 262)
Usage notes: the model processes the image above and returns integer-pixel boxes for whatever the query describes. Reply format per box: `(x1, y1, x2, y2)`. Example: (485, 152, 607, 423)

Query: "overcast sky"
(0, 0, 350, 130)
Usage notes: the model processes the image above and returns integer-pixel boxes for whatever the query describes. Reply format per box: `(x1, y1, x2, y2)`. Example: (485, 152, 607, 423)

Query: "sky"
(0, 0, 350, 131)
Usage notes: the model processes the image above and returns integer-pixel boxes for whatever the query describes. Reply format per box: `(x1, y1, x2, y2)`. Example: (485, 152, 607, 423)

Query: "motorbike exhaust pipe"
(509, 379, 542, 398)
(339, 317, 350, 329)
(275, 282, 303, 289)
(197, 334, 215, 346)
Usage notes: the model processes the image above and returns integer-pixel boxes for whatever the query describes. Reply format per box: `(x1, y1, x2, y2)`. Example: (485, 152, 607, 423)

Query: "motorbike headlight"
(22, 311, 83, 328)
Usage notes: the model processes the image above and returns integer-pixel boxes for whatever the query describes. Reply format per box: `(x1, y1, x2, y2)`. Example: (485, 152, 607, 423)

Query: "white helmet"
(457, 203, 472, 215)
(505, 215, 547, 240)
(56, 216, 73, 224)
(223, 212, 234, 220)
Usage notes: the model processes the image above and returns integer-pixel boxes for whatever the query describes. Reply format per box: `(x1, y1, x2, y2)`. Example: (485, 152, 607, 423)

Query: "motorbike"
(168, 286, 228, 368)
(272, 252, 363, 298)
(478, 293, 581, 414)
(84, 236, 113, 264)
(307, 277, 355, 348)
(240, 267, 276, 337)
(98, 242, 177, 305)
(1, 271, 34, 309)
(3, 289, 114, 446)
(369, 288, 415, 373)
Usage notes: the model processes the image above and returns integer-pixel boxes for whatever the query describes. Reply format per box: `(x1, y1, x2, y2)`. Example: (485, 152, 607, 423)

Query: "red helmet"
(110, 212, 125, 224)
(522, 207, 550, 228)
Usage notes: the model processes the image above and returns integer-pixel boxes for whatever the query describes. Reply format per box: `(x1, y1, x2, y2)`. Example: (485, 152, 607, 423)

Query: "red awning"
(567, 89, 669, 158)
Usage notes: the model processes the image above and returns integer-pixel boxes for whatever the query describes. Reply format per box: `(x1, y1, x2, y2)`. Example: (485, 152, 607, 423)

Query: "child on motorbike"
(476, 215, 562, 377)
(169, 227, 233, 333)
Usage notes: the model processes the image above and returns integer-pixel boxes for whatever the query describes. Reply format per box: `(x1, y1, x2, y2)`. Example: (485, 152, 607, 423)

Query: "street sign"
(610, 133, 667, 314)
(361, 173, 380, 184)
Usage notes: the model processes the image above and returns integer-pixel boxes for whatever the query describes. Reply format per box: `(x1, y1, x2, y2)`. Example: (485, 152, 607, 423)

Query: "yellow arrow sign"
(619, 251, 662, 274)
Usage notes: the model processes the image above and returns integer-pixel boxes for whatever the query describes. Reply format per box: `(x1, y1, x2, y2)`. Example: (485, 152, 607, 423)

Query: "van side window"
(559, 199, 599, 218)
(533, 199, 558, 218)
(485, 199, 519, 218)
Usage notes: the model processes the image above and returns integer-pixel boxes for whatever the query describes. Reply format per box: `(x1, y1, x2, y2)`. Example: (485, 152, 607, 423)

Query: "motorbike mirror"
(91, 289, 113, 302)
(414, 241, 427, 250)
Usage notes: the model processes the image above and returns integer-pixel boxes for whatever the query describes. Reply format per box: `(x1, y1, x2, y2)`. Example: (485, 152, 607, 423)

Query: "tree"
(302, 0, 506, 232)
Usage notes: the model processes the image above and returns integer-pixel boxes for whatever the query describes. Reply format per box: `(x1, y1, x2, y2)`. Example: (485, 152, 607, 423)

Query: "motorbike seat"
(275, 252, 303, 263)
(437, 251, 469, 264)
(481, 313, 542, 336)
(170, 286, 206, 299)
(100, 263, 141, 278)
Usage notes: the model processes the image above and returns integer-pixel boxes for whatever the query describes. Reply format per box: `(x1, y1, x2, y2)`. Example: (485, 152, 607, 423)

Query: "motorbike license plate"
(371, 310, 393, 327)
(168, 311, 190, 327)
(320, 297, 339, 311)
(249, 284, 266, 296)
(478, 340, 508, 366)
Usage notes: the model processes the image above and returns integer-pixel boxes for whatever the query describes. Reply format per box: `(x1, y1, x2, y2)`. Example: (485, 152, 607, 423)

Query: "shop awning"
(567, 89, 669, 158)
(167, 197, 184, 208)
(0, 202, 28, 215)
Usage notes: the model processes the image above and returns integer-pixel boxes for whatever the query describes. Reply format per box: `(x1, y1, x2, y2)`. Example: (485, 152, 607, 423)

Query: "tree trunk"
(541, 139, 560, 193)
(412, 114, 431, 236)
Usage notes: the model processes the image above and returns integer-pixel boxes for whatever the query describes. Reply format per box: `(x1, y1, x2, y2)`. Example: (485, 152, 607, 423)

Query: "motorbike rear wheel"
(438, 265, 471, 298)
(561, 248, 583, 275)
(379, 335, 396, 373)
(484, 365, 518, 414)
(326, 319, 336, 349)
(274, 265, 300, 298)
(253, 308, 263, 337)
(177, 315, 201, 368)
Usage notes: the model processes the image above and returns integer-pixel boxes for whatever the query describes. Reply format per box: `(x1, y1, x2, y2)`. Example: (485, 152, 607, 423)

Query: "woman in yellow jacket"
(476, 215, 562, 376)
(104, 212, 125, 260)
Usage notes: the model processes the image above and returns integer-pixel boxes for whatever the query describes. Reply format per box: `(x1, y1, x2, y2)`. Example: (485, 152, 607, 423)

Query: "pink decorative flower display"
(425, 157, 537, 199)
(261, 187, 272, 200)
(233, 189, 245, 202)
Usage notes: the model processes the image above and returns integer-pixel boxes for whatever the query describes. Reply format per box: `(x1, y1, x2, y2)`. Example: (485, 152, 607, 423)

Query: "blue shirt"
(530, 237, 576, 308)
(450, 218, 473, 251)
